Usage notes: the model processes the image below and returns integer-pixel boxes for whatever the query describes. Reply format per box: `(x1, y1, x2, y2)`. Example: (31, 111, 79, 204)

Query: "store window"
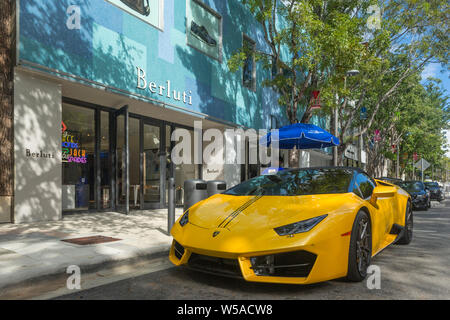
(243, 35, 256, 90)
(100, 111, 111, 208)
(105, 0, 164, 30)
(143, 122, 161, 205)
(187, 0, 222, 61)
(173, 128, 201, 206)
(165, 125, 172, 206)
(129, 117, 141, 209)
(62, 104, 96, 211)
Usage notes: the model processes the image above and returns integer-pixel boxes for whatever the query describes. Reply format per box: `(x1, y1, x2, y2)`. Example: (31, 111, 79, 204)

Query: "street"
(53, 200, 450, 300)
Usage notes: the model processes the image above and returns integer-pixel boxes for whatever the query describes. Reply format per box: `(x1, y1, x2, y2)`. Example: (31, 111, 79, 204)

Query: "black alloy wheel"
(397, 201, 413, 245)
(347, 210, 372, 282)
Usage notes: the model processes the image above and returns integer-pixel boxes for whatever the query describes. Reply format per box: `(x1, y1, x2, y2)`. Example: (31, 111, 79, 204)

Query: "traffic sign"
(414, 159, 430, 171)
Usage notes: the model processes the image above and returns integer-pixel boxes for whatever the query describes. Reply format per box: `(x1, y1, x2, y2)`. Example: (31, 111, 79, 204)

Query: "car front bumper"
(412, 196, 428, 208)
(169, 222, 352, 285)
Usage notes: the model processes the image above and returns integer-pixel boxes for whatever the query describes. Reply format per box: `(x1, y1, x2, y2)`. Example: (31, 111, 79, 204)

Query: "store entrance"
(61, 97, 196, 215)
(113, 110, 168, 212)
(114, 105, 130, 214)
(142, 122, 163, 209)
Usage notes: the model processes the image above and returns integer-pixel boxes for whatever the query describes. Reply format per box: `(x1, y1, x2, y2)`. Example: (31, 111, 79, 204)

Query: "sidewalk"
(0, 209, 183, 290)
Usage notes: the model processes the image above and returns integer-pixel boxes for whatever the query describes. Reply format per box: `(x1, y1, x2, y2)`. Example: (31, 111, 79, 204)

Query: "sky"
(421, 64, 450, 158)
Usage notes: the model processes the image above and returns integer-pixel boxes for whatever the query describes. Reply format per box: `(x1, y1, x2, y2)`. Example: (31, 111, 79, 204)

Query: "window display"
(62, 104, 96, 210)
(105, 0, 162, 29)
(187, 0, 222, 61)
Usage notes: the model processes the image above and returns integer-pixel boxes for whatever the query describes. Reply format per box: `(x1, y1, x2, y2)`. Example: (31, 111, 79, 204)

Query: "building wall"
(14, 70, 62, 223)
(17, 0, 287, 130)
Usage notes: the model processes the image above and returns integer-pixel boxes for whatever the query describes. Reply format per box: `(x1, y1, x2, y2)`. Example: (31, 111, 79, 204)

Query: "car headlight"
(274, 215, 327, 236)
(179, 210, 189, 227)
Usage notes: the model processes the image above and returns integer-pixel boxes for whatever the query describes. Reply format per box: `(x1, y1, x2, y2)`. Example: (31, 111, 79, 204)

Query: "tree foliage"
(229, 0, 449, 171)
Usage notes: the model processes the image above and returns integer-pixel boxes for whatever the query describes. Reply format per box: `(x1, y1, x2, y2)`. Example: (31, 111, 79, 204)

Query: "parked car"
(398, 181, 431, 210)
(424, 182, 445, 202)
(375, 177, 403, 186)
(170, 167, 413, 284)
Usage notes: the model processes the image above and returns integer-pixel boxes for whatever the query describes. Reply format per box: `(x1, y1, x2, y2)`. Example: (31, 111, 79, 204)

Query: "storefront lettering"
(136, 67, 193, 105)
(26, 149, 55, 159)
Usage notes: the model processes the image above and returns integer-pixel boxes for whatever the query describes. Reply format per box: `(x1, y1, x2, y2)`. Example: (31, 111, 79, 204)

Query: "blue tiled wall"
(18, 0, 315, 130)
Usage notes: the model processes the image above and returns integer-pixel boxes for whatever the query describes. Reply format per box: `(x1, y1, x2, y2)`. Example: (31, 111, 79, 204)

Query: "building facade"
(0, 0, 332, 223)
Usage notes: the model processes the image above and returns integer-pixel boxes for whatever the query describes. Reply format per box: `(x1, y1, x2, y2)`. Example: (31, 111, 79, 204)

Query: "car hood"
(188, 193, 357, 231)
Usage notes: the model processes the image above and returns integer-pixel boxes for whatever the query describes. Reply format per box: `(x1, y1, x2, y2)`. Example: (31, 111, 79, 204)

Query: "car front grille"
(187, 253, 242, 278)
(250, 250, 317, 278)
(173, 241, 185, 260)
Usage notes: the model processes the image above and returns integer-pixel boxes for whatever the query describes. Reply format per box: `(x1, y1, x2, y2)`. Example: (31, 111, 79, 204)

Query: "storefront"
(60, 98, 201, 214)
(4, 0, 333, 223)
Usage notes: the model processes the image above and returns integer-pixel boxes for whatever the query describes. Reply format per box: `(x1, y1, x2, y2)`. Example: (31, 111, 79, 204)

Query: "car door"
(354, 173, 390, 254)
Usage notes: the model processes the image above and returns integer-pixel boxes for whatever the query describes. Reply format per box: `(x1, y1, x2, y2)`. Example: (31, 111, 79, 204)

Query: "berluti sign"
(14, 70, 62, 223)
(26, 149, 56, 159)
(136, 67, 194, 106)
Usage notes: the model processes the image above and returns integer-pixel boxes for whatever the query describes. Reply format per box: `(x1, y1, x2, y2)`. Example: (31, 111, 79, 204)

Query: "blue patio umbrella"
(260, 123, 340, 149)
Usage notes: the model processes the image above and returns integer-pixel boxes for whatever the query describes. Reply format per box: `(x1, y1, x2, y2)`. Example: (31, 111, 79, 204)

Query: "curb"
(0, 245, 171, 294)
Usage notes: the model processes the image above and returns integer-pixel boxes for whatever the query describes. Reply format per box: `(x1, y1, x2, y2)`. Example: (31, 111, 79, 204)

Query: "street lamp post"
(333, 69, 360, 167)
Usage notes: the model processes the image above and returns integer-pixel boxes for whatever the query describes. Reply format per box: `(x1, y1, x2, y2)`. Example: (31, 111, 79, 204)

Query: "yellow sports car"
(169, 167, 413, 284)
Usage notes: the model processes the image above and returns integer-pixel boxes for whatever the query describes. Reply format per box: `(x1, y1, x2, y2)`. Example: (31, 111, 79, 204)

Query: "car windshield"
(399, 181, 423, 193)
(424, 182, 439, 188)
(224, 168, 354, 196)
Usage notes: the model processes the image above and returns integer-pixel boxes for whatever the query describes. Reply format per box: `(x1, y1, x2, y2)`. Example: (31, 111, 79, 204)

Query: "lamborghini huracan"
(169, 167, 413, 284)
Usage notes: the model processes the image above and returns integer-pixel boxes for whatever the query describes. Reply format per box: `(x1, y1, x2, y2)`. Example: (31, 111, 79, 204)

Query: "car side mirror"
(370, 186, 397, 206)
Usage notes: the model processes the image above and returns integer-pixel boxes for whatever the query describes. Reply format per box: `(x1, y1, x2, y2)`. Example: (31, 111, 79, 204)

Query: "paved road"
(57, 200, 450, 300)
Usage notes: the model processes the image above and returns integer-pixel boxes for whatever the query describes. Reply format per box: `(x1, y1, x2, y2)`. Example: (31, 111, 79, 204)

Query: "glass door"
(114, 106, 129, 214)
(142, 122, 162, 208)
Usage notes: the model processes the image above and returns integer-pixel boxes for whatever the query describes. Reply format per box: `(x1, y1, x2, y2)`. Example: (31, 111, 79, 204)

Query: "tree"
(364, 74, 449, 178)
(0, 0, 15, 221)
(325, 0, 449, 165)
(399, 78, 449, 179)
(228, 0, 372, 166)
(229, 0, 449, 168)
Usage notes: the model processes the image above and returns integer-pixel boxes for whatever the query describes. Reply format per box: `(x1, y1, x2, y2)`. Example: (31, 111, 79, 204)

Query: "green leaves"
(229, 0, 448, 171)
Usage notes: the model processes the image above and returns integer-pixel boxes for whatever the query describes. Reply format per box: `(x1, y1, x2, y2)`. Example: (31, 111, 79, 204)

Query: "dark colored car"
(424, 182, 445, 202)
(376, 177, 403, 186)
(398, 181, 431, 210)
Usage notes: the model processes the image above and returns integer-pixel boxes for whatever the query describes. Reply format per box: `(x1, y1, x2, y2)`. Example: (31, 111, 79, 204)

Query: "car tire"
(346, 210, 372, 282)
(396, 201, 413, 245)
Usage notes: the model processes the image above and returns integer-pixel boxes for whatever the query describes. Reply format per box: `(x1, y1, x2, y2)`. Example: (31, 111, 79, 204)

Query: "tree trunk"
(0, 1, 14, 212)
(336, 144, 346, 166)
(288, 147, 299, 168)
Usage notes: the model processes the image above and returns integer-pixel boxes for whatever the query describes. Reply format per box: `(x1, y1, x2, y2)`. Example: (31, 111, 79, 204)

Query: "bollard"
(168, 177, 175, 234)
